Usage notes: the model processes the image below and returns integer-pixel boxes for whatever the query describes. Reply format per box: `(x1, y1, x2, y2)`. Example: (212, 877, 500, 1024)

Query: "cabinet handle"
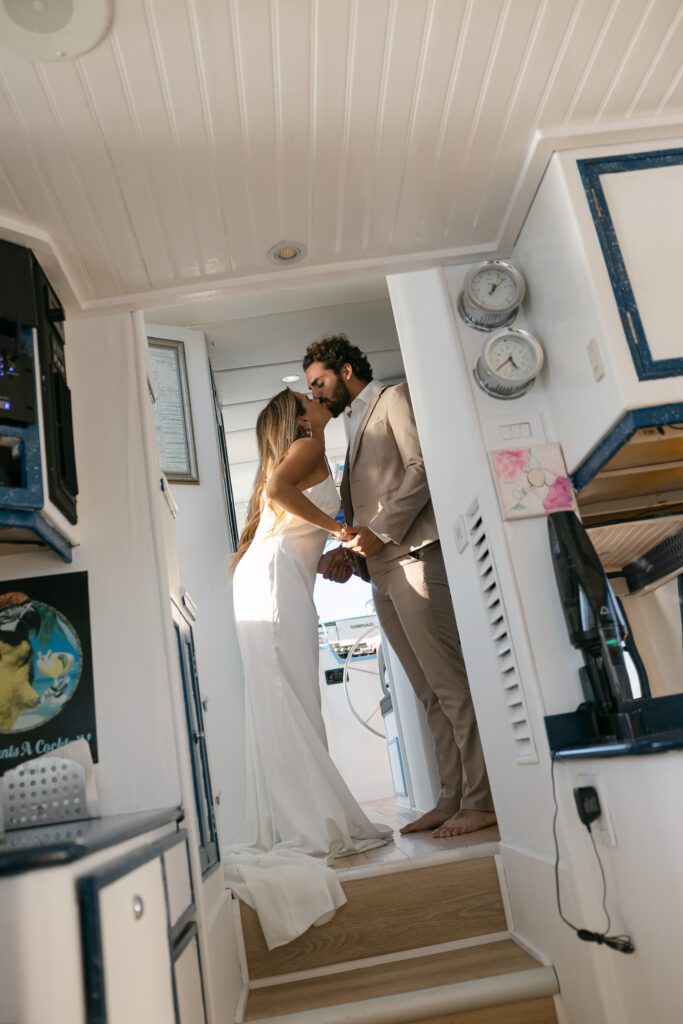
(201, 695, 209, 712)
(132, 895, 145, 920)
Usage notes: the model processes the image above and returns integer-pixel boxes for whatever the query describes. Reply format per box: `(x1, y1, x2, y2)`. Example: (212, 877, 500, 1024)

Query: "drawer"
(174, 924, 207, 1024)
(79, 829, 193, 1024)
(92, 856, 175, 1024)
(163, 835, 194, 932)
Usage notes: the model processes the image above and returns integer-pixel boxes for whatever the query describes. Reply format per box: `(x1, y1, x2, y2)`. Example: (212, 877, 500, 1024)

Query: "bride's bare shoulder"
(285, 437, 325, 460)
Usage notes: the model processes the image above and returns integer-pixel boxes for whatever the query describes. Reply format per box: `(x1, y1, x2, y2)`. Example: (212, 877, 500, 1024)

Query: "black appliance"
(0, 240, 78, 525)
(548, 511, 641, 742)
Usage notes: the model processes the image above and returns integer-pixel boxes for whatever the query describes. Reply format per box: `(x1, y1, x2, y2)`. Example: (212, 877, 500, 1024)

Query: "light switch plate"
(587, 338, 605, 381)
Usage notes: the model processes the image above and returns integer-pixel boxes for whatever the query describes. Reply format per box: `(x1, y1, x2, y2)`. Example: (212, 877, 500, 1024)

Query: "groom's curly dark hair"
(303, 334, 373, 383)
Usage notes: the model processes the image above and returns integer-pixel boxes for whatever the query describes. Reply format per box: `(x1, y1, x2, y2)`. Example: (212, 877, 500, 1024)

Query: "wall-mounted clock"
(458, 260, 526, 331)
(473, 328, 544, 400)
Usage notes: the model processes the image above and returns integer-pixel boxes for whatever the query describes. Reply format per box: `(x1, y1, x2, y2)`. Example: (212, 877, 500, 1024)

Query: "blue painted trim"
(0, 507, 72, 561)
(572, 402, 683, 491)
(78, 829, 187, 1024)
(577, 148, 683, 380)
(172, 603, 220, 875)
(173, 919, 199, 960)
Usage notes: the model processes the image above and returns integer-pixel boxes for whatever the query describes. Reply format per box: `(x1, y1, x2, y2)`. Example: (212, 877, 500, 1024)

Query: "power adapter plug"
(574, 785, 601, 829)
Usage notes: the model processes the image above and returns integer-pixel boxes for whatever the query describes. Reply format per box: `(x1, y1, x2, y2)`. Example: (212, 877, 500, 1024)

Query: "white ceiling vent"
(1, 0, 113, 62)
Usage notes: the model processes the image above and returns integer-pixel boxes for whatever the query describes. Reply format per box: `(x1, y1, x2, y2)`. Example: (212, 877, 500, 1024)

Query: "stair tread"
(244, 938, 542, 1020)
(241, 855, 505, 979)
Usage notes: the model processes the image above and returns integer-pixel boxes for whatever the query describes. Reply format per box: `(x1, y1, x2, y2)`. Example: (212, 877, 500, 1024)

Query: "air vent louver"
(466, 501, 537, 764)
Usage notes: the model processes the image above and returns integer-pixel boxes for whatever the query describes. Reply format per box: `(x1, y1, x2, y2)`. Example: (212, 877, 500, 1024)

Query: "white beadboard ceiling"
(0, 0, 682, 315)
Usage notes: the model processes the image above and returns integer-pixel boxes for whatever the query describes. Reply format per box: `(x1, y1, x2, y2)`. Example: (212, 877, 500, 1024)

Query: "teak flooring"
(244, 939, 540, 1019)
(241, 855, 506, 978)
(332, 797, 500, 869)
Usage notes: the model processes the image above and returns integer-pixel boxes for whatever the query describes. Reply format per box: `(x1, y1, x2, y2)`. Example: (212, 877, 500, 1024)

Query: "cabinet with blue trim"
(79, 829, 207, 1024)
(0, 809, 204, 1024)
(172, 600, 220, 876)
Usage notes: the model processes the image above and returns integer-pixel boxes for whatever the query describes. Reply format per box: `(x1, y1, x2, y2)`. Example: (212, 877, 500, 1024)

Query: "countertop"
(0, 806, 183, 876)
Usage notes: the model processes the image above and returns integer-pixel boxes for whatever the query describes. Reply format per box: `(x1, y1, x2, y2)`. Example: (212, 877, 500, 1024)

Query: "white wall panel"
(601, 162, 683, 362)
(146, 323, 246, 845)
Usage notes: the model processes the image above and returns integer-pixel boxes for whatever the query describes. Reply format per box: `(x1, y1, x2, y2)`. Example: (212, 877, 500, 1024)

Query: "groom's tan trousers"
(370, 541, 493, 815)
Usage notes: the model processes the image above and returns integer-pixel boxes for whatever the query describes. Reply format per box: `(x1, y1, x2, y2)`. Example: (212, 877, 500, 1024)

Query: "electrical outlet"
(575, 772, 616, 846)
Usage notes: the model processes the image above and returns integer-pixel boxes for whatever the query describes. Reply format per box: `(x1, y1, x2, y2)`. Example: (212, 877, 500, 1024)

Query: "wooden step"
(243, 938, 558, 1022)
(240, 854, 506, 980)
(407, 1000, 557, 1024)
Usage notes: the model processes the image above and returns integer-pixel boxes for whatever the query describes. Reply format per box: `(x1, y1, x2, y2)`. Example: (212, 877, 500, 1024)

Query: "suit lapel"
(348, 386, 389, 468)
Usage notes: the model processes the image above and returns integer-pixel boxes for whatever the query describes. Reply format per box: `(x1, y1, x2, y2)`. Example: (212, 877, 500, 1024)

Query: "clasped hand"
(318, 527, 386, 583)
(343, 525, 385, 558)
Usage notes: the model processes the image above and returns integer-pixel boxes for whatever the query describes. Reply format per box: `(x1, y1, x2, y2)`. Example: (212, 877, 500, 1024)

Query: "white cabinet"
(174, 927, 207, 1024)
(79, 829, 206, 1024)
(96, 857, 175, 1023)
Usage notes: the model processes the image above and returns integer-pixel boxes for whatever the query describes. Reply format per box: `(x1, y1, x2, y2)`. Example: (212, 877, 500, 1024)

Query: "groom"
(304, 335, 495, 838)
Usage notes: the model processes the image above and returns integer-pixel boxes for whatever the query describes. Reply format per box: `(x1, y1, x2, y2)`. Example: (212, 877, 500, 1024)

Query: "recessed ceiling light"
(282, 374, 300, 383)
(268, 241, 307, 265)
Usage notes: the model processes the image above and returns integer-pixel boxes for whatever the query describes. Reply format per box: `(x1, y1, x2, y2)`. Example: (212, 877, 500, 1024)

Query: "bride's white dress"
(224, 473, 391, 948)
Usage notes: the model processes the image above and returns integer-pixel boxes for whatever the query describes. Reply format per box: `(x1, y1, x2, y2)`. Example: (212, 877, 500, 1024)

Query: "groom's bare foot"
(399, 808, 451, 834)
(431, 809, 497, 839)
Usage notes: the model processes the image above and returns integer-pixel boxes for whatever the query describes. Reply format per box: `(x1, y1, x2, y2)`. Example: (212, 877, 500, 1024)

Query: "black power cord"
(550, 755, 635, 954)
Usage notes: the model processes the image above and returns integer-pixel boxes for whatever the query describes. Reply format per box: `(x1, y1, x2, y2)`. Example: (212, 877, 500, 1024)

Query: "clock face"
(485, 333, 540, 382)
(469, 266, 520, 311)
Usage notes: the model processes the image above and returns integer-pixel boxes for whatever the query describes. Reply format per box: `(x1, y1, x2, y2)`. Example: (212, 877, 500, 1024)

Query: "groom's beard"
(324, 377, 352, 418)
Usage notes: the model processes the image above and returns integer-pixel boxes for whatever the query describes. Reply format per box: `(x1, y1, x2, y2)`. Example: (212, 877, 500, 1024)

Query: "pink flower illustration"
(492, 448, 530, 482)
(543, 475, 574, 513)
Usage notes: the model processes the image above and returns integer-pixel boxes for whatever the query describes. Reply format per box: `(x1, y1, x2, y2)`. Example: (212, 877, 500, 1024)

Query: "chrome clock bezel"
(473, 328, 544, 400)
(457, 259, 527, 332)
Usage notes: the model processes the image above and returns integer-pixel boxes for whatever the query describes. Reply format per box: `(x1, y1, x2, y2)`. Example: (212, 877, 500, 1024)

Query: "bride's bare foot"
(399, 808, 452, 834)
(431, 809, 497, 839)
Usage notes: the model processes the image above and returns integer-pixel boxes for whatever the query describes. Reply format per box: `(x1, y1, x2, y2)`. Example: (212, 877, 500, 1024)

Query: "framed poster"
(0, 571, 97, 774)
(148, 337, 199, 483)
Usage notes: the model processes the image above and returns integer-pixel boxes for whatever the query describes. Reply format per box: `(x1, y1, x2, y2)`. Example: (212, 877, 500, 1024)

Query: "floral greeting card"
(490, 443, 577, 520)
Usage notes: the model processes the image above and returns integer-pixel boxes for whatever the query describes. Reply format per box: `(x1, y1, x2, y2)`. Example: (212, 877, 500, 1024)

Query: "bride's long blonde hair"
(231, 389, 307, 570)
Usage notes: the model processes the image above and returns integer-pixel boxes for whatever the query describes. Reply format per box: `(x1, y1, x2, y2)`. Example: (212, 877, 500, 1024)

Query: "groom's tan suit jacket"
(340, 382, 439, 578)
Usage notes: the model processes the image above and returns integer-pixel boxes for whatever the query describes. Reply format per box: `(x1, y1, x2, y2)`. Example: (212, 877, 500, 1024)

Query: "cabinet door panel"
(164, 837, 193, 931)
(174, 930, 207, 1024)
(98, 858, 175, 1023)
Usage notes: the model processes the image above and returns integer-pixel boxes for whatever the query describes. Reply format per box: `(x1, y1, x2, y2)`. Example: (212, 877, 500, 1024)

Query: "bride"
(224, 387, 391, 949)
